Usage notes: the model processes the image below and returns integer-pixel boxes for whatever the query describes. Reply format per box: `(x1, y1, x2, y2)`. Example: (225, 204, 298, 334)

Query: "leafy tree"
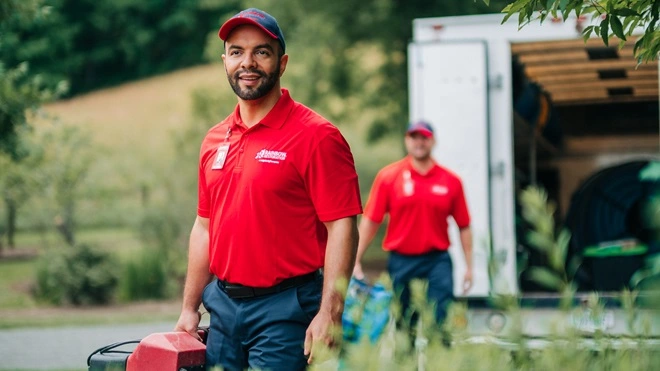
(0, 63, 65, 160)
(0, 0, 238, 96)
(38, 125, 95, 246)
(496, 0, 660, 62)
(0, 130, 41, 253)
(0, 1, 66, 253)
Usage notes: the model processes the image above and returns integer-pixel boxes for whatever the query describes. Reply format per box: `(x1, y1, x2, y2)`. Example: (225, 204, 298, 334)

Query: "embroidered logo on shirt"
(255, 149, 287, 164)
(431, 184, 448, 195)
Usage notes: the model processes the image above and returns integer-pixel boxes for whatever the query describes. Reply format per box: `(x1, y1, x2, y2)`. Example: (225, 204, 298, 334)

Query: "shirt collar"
(405, 155, 438, 176)
(228, 88, 294, 130)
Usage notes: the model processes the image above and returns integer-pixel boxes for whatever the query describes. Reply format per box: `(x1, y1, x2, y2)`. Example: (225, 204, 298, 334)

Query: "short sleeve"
(304, 129, 362, 222)
(197, 147, 210, 218)
(363, 169, 390, 224)
(451, 180, 470, 228)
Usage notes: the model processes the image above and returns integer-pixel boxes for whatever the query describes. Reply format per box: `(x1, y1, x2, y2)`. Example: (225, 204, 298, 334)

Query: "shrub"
(138, 206, 182, 254)
(34, 243, 119, 305)
(118, 247, 172, 301)
(121, 204, 187, 301)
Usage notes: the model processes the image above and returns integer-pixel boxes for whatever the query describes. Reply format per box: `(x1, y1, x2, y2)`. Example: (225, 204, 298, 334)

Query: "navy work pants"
(202, 275, 322, 371)
(388, 250, 454, 326)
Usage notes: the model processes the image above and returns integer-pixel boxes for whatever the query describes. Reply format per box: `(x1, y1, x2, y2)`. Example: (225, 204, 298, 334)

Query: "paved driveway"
(0, 322, 176, 370)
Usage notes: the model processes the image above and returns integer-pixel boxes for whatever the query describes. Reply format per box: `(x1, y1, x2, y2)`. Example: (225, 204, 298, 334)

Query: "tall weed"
(118, 246, 171, 301)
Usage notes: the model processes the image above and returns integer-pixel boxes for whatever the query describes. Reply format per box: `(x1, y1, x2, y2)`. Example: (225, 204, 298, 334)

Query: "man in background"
(353, 120, 473, 332)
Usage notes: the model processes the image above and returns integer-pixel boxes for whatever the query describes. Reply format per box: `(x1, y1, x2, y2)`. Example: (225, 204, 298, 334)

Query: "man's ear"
(279, 54, 289, 77)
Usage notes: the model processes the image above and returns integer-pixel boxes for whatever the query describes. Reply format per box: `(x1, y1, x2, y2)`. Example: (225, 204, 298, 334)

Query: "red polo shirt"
(364, 157, 470, 255)
(198, 89, 362, 287)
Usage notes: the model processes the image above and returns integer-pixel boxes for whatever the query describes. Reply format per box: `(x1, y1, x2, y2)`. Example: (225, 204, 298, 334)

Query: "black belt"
(219, 270, 320, 299)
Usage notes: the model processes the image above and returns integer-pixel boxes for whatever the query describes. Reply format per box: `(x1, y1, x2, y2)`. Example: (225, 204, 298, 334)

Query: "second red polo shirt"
(364, 157, 470, 255)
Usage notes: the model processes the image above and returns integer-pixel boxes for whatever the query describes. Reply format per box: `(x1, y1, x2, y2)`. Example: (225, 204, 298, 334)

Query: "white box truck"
(408, 13, 659, 340)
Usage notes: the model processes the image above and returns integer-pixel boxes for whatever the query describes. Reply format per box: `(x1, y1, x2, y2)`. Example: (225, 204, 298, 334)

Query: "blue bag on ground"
(342, 277, 393, 343)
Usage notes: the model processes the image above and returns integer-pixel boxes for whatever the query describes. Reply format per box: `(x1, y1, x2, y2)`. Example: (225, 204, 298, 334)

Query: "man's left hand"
(462, 269, 473, 294)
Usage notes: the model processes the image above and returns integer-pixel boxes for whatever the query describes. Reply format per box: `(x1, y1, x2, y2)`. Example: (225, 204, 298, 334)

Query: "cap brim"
(407, 129, 433, 138)
(219, 18, 278, 40)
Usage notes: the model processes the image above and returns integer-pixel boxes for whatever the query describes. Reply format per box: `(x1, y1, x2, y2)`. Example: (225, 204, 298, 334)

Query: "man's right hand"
(175, 308, 203, 342)
(352, 262, 365, 280)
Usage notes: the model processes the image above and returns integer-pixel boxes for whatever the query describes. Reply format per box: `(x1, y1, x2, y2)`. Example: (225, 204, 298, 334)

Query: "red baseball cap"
(406, 121, 434, 138)
(218, 8, 286, 53)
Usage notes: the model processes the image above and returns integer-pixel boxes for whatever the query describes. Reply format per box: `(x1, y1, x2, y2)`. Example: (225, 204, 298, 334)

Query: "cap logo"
(239, 10, 266, 20)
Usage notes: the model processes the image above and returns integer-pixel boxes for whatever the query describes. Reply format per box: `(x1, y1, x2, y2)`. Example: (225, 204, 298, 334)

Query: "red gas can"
(87, 330, 207, 371)
(126, 332, 206, 371)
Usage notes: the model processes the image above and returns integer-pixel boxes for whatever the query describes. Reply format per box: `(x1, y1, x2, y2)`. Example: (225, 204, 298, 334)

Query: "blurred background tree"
(0, 0, 238, 96)
(0, 0, 66, 253)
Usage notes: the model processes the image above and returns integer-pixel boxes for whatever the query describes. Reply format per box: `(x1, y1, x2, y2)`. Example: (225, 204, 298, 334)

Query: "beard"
(227, 65, 280, 100)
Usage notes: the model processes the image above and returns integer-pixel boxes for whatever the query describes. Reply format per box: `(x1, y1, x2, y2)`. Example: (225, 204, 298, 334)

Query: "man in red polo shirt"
(353, 120, 473, 333)
(174, 8, 362, 370)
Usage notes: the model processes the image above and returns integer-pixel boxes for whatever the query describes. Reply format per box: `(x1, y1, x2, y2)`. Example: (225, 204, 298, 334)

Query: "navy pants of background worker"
(202, 274, 323, 371)
(388, 250, 454, 327)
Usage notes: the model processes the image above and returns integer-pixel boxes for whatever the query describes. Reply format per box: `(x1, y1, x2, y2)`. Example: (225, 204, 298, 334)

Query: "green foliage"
(0, 128, 42, 250)
(34, 243, 119, 305)
(499, 0, 660, 63)
(119, 247, 171, 301)
(632, 161, 660, 307)
(139, 206, 182, 254)
(0, 259, 37, 308)
(0, 121, 102, 249)
(519, 186, 579, 298)
(0, 1, 67, 248)
(640, 161, 660, 181)
(0, 0, 238, 96)
(0, 62, 66, 160)
(37, 124, 95, 246)
(127, 202, 192, 300)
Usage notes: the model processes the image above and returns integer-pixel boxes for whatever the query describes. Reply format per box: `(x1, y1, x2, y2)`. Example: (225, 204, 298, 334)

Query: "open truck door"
(408, 40, 512, 298)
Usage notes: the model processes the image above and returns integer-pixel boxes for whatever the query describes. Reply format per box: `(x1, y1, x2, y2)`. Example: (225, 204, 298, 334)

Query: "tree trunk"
(57, 201, 76, 247)
(7, 199, 17, 250)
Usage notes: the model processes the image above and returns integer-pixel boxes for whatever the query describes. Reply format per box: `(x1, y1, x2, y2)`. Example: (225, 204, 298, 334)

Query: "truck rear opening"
(510, 37, 659, 294)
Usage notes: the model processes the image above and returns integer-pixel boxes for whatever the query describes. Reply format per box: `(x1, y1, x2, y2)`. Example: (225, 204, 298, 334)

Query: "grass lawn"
(35, 64, 229, 158)
(0, 259, 38, 309)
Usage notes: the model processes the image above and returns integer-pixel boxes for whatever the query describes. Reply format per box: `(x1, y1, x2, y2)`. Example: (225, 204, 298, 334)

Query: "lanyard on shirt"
(212, 126, 232, 170)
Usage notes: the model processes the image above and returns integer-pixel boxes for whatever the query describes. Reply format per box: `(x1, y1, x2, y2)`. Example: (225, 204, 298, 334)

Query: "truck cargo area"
(510, 37, 659, 295)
